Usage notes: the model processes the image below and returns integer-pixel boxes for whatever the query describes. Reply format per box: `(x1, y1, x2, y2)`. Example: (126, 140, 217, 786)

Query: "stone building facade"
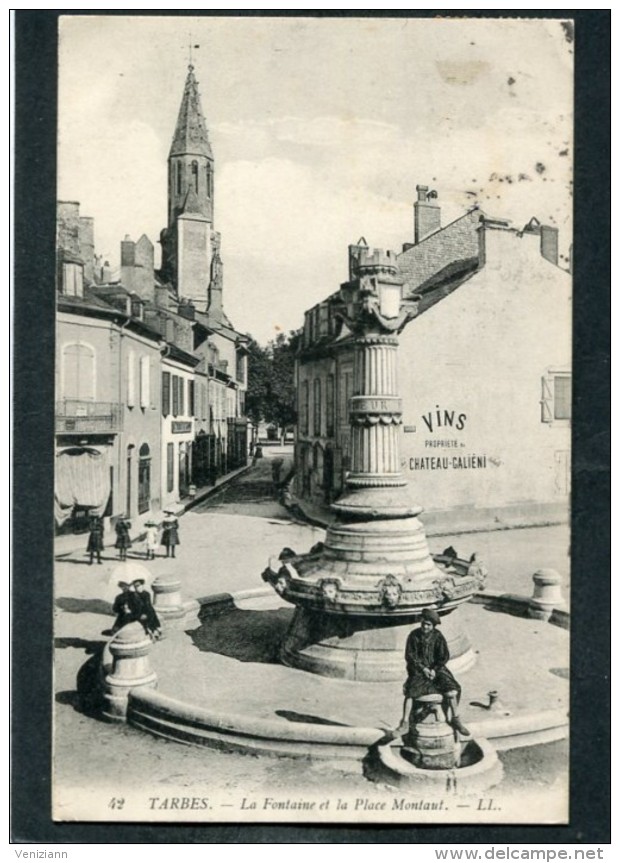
(295, 188, 571, 529)
(55, 64, 249, 537)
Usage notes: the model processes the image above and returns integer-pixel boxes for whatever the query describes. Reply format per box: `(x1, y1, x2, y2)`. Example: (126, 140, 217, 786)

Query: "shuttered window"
(62, 343, 95, 401)
(188, 380, 195, 416)
(541, 372, 571, 424)
(172, 375, 179, 417)
(140, 356, 150, 408)
(162, 372, 171, 416)
(326, 374, 335, 437)
(313, 378, 322, 436)
(127, 350, 135, 407)
(179, 377, 185, 416)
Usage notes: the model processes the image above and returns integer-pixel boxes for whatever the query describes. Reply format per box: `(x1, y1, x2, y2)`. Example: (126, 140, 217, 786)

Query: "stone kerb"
(152, 574, 200, 630)
(102, 621, 158, 722)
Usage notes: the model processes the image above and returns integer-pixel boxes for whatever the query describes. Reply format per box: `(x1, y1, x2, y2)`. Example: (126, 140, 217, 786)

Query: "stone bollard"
(152, 574, 200, 630)
(529, 568, 565, 621)
(152, 575, 184, 624)
(102, 622, 157, 722)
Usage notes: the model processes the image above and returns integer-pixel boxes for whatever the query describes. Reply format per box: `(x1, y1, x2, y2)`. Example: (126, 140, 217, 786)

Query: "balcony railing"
(55, 400, 123, 434)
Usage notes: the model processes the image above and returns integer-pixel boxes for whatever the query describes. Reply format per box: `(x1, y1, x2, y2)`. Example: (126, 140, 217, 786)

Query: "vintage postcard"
(51, 14, 573, 825)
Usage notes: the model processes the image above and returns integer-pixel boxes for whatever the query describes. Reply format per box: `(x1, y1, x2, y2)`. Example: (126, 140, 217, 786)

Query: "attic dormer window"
(62, 262, 84, 298)
(191, 160, 199, 193)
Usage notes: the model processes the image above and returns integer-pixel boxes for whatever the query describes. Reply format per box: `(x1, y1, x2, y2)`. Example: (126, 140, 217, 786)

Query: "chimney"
(540, 225, 559, 266)
(134, 235, 155, 301)
(101, 260, 112, 283)
(348, 237, 369, 280)
(414, 184, 441, 244)
(120, 235, 135, 292)
(79, 216, 95, 284)
(56, 201, 81, 259)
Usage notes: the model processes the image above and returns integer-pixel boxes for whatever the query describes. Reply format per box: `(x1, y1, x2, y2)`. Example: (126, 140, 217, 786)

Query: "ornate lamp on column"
(265, 243, 479, 681)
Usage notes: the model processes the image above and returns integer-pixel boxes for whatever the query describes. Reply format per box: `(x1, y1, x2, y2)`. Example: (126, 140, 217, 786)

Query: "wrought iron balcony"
(55, 400, 123, 434)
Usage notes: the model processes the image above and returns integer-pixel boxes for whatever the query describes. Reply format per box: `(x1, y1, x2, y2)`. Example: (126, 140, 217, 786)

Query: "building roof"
(169, 65, 213, 159)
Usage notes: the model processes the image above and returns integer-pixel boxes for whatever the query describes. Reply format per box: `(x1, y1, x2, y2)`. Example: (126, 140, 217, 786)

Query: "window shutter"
(140, 356, 150, 408)
(179, 377, 185, 415)
(127, 351, 135, 407)
(540, 375, 553, 423)
(172, 375, 179, 417)
(162, 372, 171, 416)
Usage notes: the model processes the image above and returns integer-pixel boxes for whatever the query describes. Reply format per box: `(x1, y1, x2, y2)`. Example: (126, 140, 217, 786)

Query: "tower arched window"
(191, 160, 199, 193)
(176, 161, 182, 195)
(206, 162, 213, 198)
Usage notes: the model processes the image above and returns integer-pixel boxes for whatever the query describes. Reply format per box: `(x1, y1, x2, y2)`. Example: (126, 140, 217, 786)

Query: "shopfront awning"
(55, 446, 111, 525)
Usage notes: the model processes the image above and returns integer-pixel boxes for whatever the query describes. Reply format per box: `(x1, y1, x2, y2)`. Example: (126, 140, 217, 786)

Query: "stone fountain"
(263, 246, 484, 681)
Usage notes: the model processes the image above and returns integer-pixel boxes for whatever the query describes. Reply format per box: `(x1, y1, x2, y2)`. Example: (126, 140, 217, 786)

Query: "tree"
(244, 331, 298, 438)
(244, 338, 271, 428)
(265, 331, 298, 436)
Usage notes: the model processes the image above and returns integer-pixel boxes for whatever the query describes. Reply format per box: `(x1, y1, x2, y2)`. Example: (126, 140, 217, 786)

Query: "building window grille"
(541, 371, 572, 424)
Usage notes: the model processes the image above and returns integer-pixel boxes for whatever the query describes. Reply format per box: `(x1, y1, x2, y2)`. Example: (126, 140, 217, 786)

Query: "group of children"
(111, 578, 162, 640)
(86, 511, 180, 564)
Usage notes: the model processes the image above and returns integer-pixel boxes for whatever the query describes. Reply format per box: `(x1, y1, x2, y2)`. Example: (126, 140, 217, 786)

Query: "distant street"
(53, 448, 570, 811)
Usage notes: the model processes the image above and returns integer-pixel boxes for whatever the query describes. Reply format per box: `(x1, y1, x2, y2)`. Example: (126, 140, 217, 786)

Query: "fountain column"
(269, 245, 477, 680)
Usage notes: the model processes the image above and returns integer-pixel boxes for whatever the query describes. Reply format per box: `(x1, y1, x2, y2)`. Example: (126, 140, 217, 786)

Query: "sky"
(58, 15, 573, 345)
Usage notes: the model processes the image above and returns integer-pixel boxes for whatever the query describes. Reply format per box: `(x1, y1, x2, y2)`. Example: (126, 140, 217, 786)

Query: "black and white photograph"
(29, 12, 583, 827)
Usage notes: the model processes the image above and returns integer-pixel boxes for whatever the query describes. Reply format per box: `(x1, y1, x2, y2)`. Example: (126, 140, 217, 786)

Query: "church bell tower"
(160, 64, 214, 308)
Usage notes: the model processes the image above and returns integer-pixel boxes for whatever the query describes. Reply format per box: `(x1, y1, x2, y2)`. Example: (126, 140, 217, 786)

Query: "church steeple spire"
(167, 65, 214, 226)
(169, 65, 213, 160)
(160, 64, 216, 305)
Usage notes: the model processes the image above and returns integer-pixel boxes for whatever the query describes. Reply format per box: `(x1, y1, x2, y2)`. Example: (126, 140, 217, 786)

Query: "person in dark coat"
(132, 579, 162, 640)
(86, 515, 104, 565)
(394, 608, 470, 737)
(114, 516, 132, 561)
(111, 581, 140, 634)
(161, 511, 180, 558)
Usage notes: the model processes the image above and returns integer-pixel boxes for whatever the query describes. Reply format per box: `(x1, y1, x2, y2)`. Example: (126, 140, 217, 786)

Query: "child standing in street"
(143, 520, 159, 560)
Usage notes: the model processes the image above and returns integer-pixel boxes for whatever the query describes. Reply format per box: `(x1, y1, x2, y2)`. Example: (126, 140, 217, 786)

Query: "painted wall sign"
(421, 406, 467, 433)
(350, 396, 402, 414)
(409, 455, 490, 470)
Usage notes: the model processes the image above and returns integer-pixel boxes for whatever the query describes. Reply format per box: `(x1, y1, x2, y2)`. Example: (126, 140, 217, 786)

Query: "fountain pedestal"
(265, 244, 478, 681)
